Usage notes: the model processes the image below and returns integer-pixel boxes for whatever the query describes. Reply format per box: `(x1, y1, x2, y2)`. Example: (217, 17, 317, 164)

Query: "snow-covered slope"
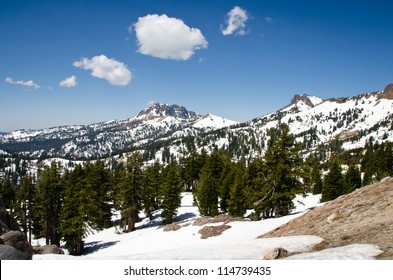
(32, 193, 381, 260)
(0, 103, 237, 159)
(1, 85, 393, 166)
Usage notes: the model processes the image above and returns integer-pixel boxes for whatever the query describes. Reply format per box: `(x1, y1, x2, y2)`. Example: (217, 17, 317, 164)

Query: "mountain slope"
(0, 85, 392, 164)
(0, 103, 237, 159)
(260, 177, 393, 259)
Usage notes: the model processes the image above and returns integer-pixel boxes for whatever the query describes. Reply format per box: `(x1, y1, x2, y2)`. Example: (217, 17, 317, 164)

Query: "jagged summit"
(135, 103, 199, 121)
(379, 84, 393, 100)
(281, 94, 323, 113)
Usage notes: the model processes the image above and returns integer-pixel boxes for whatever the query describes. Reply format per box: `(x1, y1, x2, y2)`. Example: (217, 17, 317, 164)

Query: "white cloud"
(265, 17, 273, 24)
(59, 75, 77, 88)
(221, 6, 249, 36)
(73, 55, 132, 86)
(5, 77, 40, 89)
(134, 14, 208, 60)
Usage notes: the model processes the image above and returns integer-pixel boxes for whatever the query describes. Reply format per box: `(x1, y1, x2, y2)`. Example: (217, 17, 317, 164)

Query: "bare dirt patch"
(198, 224, 232, 239)
(260, 177, 393, 259)
(193, 215, 245, 226)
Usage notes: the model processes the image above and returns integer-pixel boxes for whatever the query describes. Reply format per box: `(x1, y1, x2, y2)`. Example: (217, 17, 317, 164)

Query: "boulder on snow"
(0, 244, 31, 260)
(33, 244, 64, 255)
(0, 231, 33, 259)
(263, 247, 289, 260)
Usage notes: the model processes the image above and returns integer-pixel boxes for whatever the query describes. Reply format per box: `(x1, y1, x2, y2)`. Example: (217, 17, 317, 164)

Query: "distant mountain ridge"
(0, 84, 392, 164)
(0, 102, 238, 159)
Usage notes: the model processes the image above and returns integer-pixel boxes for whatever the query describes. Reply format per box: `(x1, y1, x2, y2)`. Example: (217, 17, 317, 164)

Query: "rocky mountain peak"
(135, 103, 199, 121)
(290, 94, 322, 107)
(379, 84, 393, 99)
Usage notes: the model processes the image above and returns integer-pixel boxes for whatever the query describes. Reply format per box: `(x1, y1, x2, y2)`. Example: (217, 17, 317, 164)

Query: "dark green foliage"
(195, 150, 227, 216)
(160, 162, 183, 224)
(0, 177, 15, 211)
(119, 152, 144, 232)
(60, 166, 91, 255)
(345, 165, 362, 193)
(83, 161, 113, 229)
(34, 161, 64, 246)
(321, 161, 345, 202)
(254, 125, 303, 218)
(361, 140, 393, 186)
(219, 160, 236, 213)
(227, 161, 248, 217)
(143, 162, 161, 219)
(311, 165, 323, 195)
(59, 161, 113, 255)
(14, 176, 36, 243)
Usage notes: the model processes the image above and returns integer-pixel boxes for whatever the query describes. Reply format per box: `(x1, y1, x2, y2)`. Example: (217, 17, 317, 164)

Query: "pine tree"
(311, 164, 323, 195)
(143, 162, 161, 220)
(321, 161, 345, 202)
(345, 165, 362, 193)
(195, 150, 226, 216)
(220, 160, 236, 213)
(119, 152, 144, 232)
(228, 161, 248, 217)
(60, 165, 92, 255)
(83, 161, 113, 229)
(254, 125, 303, 218)
(160, 162, 183, 224)
(34, 161, 64, 246)
(196, 163, 219, 216)
(14, 175, 35, 243)
(1, 177, 16, 211)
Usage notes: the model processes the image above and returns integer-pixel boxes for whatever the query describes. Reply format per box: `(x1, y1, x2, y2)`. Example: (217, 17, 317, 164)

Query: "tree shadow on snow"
(83, 240, 120, 255)
(175, 212, 197, 222)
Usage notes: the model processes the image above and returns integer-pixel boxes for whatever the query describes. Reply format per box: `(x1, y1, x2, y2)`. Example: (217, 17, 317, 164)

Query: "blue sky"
(1, 0, 393, 131)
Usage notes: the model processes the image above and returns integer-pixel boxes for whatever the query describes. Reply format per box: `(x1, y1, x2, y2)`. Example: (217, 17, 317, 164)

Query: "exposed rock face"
(0, 244, 31, 260)
(0, 231, 33, 260)
(0, 196, 33, 260)
(0, 196, 20, 235)
(260, 177, 393, 259)
(263, 247, 289, 260)
(379, 84, 393, 99)
(33, 244, 64, 255)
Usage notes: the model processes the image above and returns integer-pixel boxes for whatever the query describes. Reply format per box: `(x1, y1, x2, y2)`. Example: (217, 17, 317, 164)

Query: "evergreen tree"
(195, 150, 226, 216)
(14, 175, 35, 243)
(160, 162, 183, 224)
(361, 138, 375, 186)
(219, 160, 236, 213)
(321, 161, 345, 202)
(0, 177, 15, 211)
(34, 161, 64, 246)
(254, 125, 303, 218)
(345, 165, 362, 193)
(227, 161, 248, 217)
(311, 164, 323, 195)
(119, 152, 144, 232)
(143, 162, 161, 220)
(83, 161, 113, 229)
(60, 165, 94, 255)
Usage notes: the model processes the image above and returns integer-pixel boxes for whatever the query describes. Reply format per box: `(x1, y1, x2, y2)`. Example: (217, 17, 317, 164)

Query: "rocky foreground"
(260, 177, 393, 259)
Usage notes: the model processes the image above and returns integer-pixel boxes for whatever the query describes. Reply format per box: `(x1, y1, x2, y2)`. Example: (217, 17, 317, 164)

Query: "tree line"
(1, 125, 392, 255)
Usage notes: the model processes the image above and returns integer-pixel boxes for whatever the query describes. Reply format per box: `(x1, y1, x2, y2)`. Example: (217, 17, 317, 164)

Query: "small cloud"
(133, 14, 208, 60)
(59, 75, 77, 88)
(147, 100, 156, 106)
(5, 77, 40, 89)
(73, 55, 132, 86)
(221, 6, 249, 36)
(265, 17, 273, 24)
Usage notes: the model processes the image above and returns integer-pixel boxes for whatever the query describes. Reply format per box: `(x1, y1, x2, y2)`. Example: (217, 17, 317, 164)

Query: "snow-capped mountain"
(0, 103, 238, 159)
(0, 84, 392, 166)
